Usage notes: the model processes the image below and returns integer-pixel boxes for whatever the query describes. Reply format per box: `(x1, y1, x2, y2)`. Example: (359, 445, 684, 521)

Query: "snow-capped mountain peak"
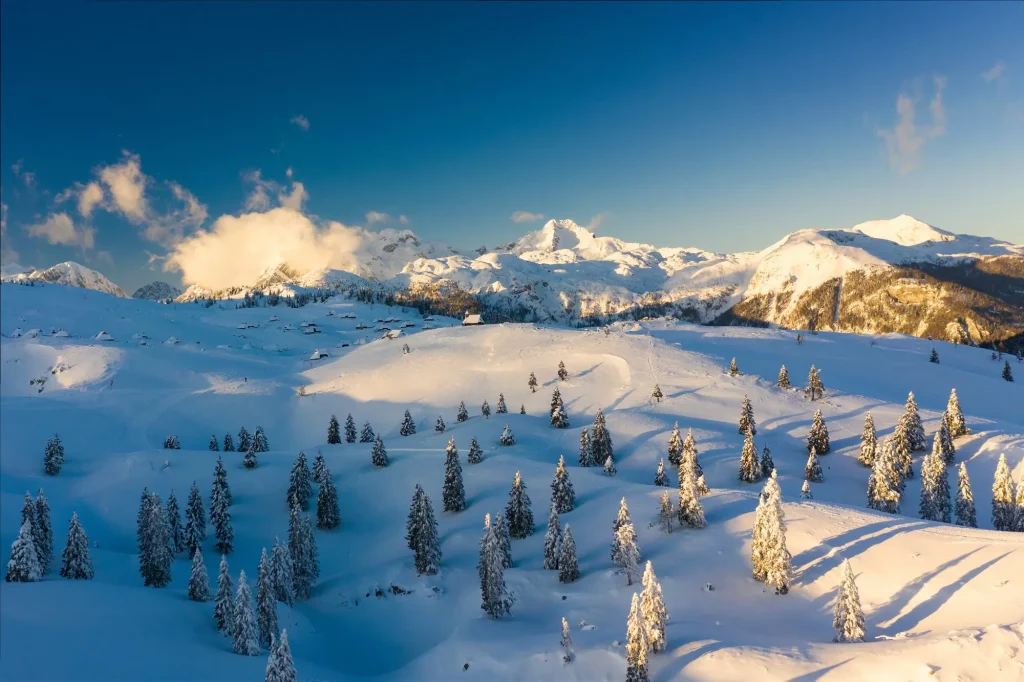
(852, 214, 955, 246)
(2, 261, 127, 298)
(131, 281, 183, 301)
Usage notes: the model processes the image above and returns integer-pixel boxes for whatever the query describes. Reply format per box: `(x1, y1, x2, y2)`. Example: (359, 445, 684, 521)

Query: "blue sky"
(1, 1, 1021, 292)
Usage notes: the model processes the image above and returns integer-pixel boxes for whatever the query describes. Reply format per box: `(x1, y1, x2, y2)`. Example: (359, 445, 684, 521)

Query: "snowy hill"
(0, 281, 1022, 681)
(132, 281, 182, 301)
(1, 261, 127, 298)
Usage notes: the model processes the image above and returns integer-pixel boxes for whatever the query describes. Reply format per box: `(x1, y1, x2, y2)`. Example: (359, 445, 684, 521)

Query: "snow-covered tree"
(59, 511, 93, 580)
(457, 401, 469, 422)
(400, 410, 417, 435)
(435, 415, 447, 433)
(288, 452, 312, 512)
(166, 490, 185, 554)
(505, 471, 534, 538)
(478, 513, 514, 618)
(288, 502, 319, 600)
(223, 433, 235, 452)
(496, 393, 508, 414)
(499, 424, 515, 446)
(443, 438, 466, 512)
(492, 511, 512, 569)
(316, 471, 341, 530)
(232, 570, 261, 656)
(32, 490, 52, 573)
(640, 561, 669, 653)
(938, 417, 956, 466)
(551, 455, 576, 513)
(676, 454, 707, 529)
(327, 415, 341, 444)
(591, 409, 614, 469)
(252, 426, 269, 453)
(945, 389, 968, 438)
(807, 409, 830, 455)
(801, 479, 813, 500)
(467, 436, 483, 464)
(738, 431, 762, 483)
(237, 426, 251, 452)
(163, 435, 181, 450)
(557, 524, 578, 583)
(214, 555, 234, 634)
(681, 428, 705, 490)
(551, 393, 569, 429)
(919, 434, 951, 523)
(738, 394, 757, 436)
(560, 617, 574, 663)
(256, 548, 278, 648)
(558, 361, 568, 381)
(270, 537, 294, 606)
(658, 491, 673, 533)
(188, 547, 211, 600)
(1004, 361, 1014, 382)
(805, 447, 824, 483)
(264, 629, 297, 682)
(805, 365, 824, 401)
(611, 500, 641, 585)
(210, 434, 220, 451)
(481, 400, 491, 419)
(311, 450, 327, 485)
(892, 413, 914, 482)
(344, 414, 357, 443)
(44, 433, 64, 476)
(406, 485, 442, 575)
(929, 348, 940, 364)
(139, 493, 173, 588)
(211, 466, 234, 555)
(212, 455, 233, 506)
(366, 435, 388, 468)
(5, 520, 41, 583)
(543, 504, 561, 570)
(667, 422, 683, 467)
(529, 372, 539, 393)
(866, 438, 902, 514)
(729, 357, 739, 376)
(243, 443, 259, 469)
(904, 392, 926, 452)
(751, 472, 791, 594)
(654, 458, 669, 487)
(651, 384, 663, 403)
(760, 445, 775, 479)
(992, 453, 1016, 531)
(359, 421, 375, 443)
(858, 413, 877, 467)
(579, 427, 593, 467)
(955, 462, 977, 528)
(777, 365, 790, 390)
(624, 593, 651, 682)
(603, 455, 617, 476)
(832, 559, 865, 643)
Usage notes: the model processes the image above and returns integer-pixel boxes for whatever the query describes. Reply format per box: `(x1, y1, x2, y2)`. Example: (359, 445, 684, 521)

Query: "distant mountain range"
(4, 215, 1022, 349)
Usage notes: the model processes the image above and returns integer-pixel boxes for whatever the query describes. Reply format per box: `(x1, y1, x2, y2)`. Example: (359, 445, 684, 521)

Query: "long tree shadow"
(786, 659, 855, 681)
(654, 639, 730, 681)
(796, 520, 927, 585)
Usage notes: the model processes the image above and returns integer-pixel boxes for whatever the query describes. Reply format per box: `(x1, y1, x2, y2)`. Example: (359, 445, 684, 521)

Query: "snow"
(1, 261, 127, 297)
(1, 283, 1023, 682)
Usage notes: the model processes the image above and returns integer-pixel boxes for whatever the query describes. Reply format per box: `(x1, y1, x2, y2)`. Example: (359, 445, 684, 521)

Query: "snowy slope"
(132, 281, 182, 301)
(2, 261, 127, 298)
(1, 283, 1023, 681)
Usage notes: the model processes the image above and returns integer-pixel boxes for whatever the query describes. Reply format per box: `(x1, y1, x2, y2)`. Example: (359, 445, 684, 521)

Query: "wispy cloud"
(511, 210, 544, 223)
(585, 212, 607, 234)
(290, 114, 310, 131)
(365, 211, 410, 227)
(0, 199, 18, 264)
(876, 75, 947, 175)
(25, 212, 95, 249)
(981, 61, 1007, 84)
(243, 170, 307, 213)
(11, 160, 35, 188)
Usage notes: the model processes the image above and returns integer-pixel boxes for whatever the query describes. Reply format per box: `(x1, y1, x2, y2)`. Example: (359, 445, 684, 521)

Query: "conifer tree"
(697, 474, 709, 496)
(667, 422, 683, 467)
(316, 471, 341, 530)
(1004, 360, 1014, 381)
(5, 520, 41, 583)
(938, 417, 956, 466)
(253, 426, 269, 453)
(496, 393, 508, 414)
(467, 436, 483, 464)
(550, 386, 563, 418)
(312, 450, 327, 485)
(777, 365, 790, 390)
(560, 617, 574, 663)
(1014, 474, 1024, 532)
(481, 400, 491, 419)
(214, 555, 234, 634)
(677, 454, 707, 529)
(44, 433, 65, 475)
(188, 547, 211, 601)
(256, 548, 278, 648)
(955, 462, 977, 528)
(435, 416, 447, 432)
(760, 445, 775, 479)
(223, 433, 235, 451)
(210, 435, 220, 451)
(558, 524, 578, 583)
(265, 630, 297, 682)
(929, 348, 940, 364)
(892, 413, 914, 482)
(945, 388, 968, 437)
(505, 471, 534, 538)
(327, 415, 341, 444)
(270, 537, 294, 606)
(400, 410, 417, 435)
(443, 438, 466, 512)
(866, 438, 902, 514)
(166, 490, 185, 554)
(805, 365, 824, 401)
(344, 414, 357, 443)
(243, 443, 259, 470)
(579, 427, 593, 466)
(492, 510, 512, 569)
(237, 426, 251, 452)
(729, 357, 739, 376)
(212, 455, 232, 506)
(543, 504, 561, 570)
(654, 458, 669, 487)
(805, 447, 824, 483)
(136, 488, 151, 556)
(551, 455, 576, 513)
(640, 561, 669, 653)
(624, 593, 651, 682)
(288, 501, 319, 600)
(832, 560, 865, 643)
(232, 570, 261, 656)
(651, 384, 663, 403)
(500, 424, 515, 446)
(904, 392, 926, 451)
(681, 428, 705, 487)
(478, 514, 514, 618)
(558, 361, 568, 381)
(591, 409, 614, 468)
(520, 404, 526, 415)
(60, 512, 94, 580)
(658, 491, 674, 533)
(370, 435, 390, 467)
(992, 453, 1016, 531)
(359, 421, 375, 443)
(406, 484, 443, 574)
(752, 471, 791, 594)
(551, 399, 569, 428)
(288, 452, 312, 512)
(163, 435, 181, 449)
(858, 413, 877, 467)
(738, 394, 757, 436)
(612, 500, 641, 585)
(604, 455, 617, 476)
(529, 372, 539, 393)
(807, 409, 830, 455)
(457, 401, 469, 422)
(32, 490, 52, 573)
(140, 493, 173, 588)
(738, 431, 762, 483)
(211, 470, 234, 554)
(801, 479, 813, 500)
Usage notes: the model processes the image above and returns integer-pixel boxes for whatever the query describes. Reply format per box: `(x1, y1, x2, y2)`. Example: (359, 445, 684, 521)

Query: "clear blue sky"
(1, 1, 1021, 291)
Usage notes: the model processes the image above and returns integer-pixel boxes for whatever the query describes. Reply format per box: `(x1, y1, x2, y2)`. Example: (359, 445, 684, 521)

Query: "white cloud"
(290, 114, 310, 131)
(877, 75, 947, 175)
(511, 210, 544, 223)
(78, 182, 104, 218)
(366, 211, 390, 225)
(25, 212, 95, 249)
(145, 250, 166, 270)
(981, 61, 1007, 84)
(100, 151, 148, 222)
(285, 167, 293, 178)
(0, 200, 17, 264)
(243, 170, 306, 213)
(585, 212, 607, 234)
(278, 182, 307, 211)
(11, 161, 35, 188)
(90, 250, 114, 266)
(398, 215, 410, 225)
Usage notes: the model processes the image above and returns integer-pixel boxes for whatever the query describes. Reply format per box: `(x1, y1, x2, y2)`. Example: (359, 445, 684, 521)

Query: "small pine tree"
(858, 413, 877, 467)
(400, 410, 417, 435)
(892, 413, 914, 482)
(209, 435, 220, 451)
(955, 462, 977, 528)
(579, 427, 593, 467)
(681, 428, 705, 490)
(265, 630, 297, 682)
(505, 471, 534, 538)
(651, 384, 663, 403)
(677, 455, 707, 529)
(807, 409, 830, 454)
(33, 490, 53, 573)
(166, 490, 185, 554)
(232, 571, 261, 656)
(520, 404, 526, 415)
(288, 502, 319, 601)
(496, 393, 508, 414)
(478, 514, 514, 618)
(639, 561, 669, 653)
(60, 512, 94, 580)
(493, 511, 512, 569)
(316, 472, 341, 530)
(919, 434, 951, 523)
(481, 400, 491, 419)
(945, 389, 968, 438)
(904, 392, 926, 452)
(729, 357, 739, 376)
(938, 417, 956, 466)
(543, 504, 561, 570)
(252, 426, 269, 453)
(5, 520, 41, 583)
(801, 479, 813, 500)
(738, 394, 757, 436)
(929, 348, 940, 364)
(443, 438, 466, 512)
(805, 447, 824, 483)
(270, 537, 295, 606)
(457, 401, 469, 422)
(611, 499, 641, 584)
(760, 445, 775, 479)
(139, 493, 173, 588)
(558, 524, 578, 583)
(529, 372, 539, 393)
(237, 426, 251, 452)
(43, 433, 64, 475)
(344, 414, 357, 443)
(359, 421, 375, 443)
(738, 431, 762, 483)
(188, 547, 211, 601)
(832, 560, 865, 643)
(467, 436, 483, 464)
(866, 438, 902, 514)
(370, 435, 389, 467)
(551, 396, 569, 428)
(184, 482, 206, 556)
(558, 361, 568, 381)
(223, 433, 235, 452)
(1004, 361, 1014, 382)
(435, 416, 447, 433)
(288, 452, 313, 512)
(163, 435, 181, 450)
(658, 491, 674, 533)
(604, 455, 617, 476)
(667, 422, 683, 467)
(256, 548, 279, 648)
(214, 555, 234, 634)
(654, 458, 669, 487)
(243, 444, 258, 469)
(752, 472, 792, 594)
(499, 424, 515, 446)
(805, 365, 824, 401)
(327, 415, 341, 445)
(591, 409, 614, 468)
(777, 365, 790, 390)
(311, 450, 326, 485)
(625, 593, 651, 682)
(992, 453, 1016, 531)
(551, 455, 576, 513)
(211, 471, 234, 555)
(560, 617, 574, 663)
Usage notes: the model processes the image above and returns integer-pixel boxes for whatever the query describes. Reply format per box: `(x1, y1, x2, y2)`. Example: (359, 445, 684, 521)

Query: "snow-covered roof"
(95, 331, 115, 341)
(11, 328, 23, 337)
(53, 329, 69, 338)
(384, 329, 403, 339)
(310, 349, 328, 360)
(165, 336, 179, 344)
(25, 329, 41, 338)
(463, 314, 483, 325)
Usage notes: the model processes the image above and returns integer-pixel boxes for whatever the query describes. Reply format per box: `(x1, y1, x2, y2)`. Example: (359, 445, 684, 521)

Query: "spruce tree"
(188, 547, 211, 601)
(654, 458, 669, 487)
(497, 393, 508, 414)
(370, 435, 390, 468)
(738, 431, 762, 483)
(492, 511, 512, 569)
(312, 450, 327, 485)
(777, 365, 790, 390)
(651, 384, 663, 403)
(237, 427, 251, 452)
(435, 416, 447, 433)
(500, 424, 515, 446)
(904, 392, 926, 451)
(992, 453, 1016, 531)
(558, 524, 578, 583)
(658, 491, 674, 533)
(166, 490, 185, 554)
(33, 490, 52, 573)
(467, 436, 483, 464)
(481, 400, 491, 419)
(729, 357, 739, 376)
(288, 501, 319, 600)
(560, 617, 574, 663)
(136, 488, 151, 558)
(265, 630, 297, 682)
(212, 456, 232, 506)
(681, 428, 705, 487)
(667, 422, 683, 467)
(832, 560, 865, 643)
(253, 426, 269, 453)
(1014, 474, 1024, 532)
(359, 421, 375, 443)
(256, 548, 278, 648)
(805, 365, 824, 401)
(550, 386, 564, 418)
(243, 443, 258, 469)
(270, 537, 295, 606)
(316, 471, 341, 530)
(60, 512, 94, 580)
(400, 410, 417, 435)
(640, 561, 669, 653)
(551, 400, 569, 429)
(478, 513, 514, 618)
(919, 434, 951, 523)
(955, 462, 977, 527)
(677, 454, 707, 529)
(210, 485, 233, 556)
(505, 471, 534, 538)
(738, 394, 757, 436)
(755, 472, 792, 594)
(866, 438, 902, 514)
(344, 414, 357, 443)
(579, 427, 593, 466)
(558, 361, 568, 381)
(801, 479, 813, 500)
(551, 455, 576, 513)
(805, 447, 824, 483)
(43, 433, 64, 475)
(760, 445, 775, 479)
(624, 593, 651, 682)
(945, 388, 968, 437)
(543, 504, 561, 570)
(611, 499, 641, 584)
(214, 555, 234, 634)
(210, 435, 220, 451)
(892, 413, 914, 482)
(232, 570, 261, 656)
(807, 409, 830, 454)
(604, 455, 617, 476)
(938, 417, 956, 466)
(140, 493, 172, 588)
(520, 404, 526, 415)
(443, 438, 466, 512)
(163, 435, 181, 449)
(5, 520, 41, 583)
(1004, 361, 1014, 382)
(288, 452, 313, 512)
(529, 372, 539, 393)
(858, 413, 877, 467)
(929, 348, 940, 364)
(327, 415, 341, 445)
(591, 409, 614, 468)
(457, 401, 469, 422)
(223, 433, 235, 452)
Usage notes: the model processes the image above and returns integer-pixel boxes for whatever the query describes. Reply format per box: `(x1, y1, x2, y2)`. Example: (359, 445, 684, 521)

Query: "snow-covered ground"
(1, 283, 1022, 682)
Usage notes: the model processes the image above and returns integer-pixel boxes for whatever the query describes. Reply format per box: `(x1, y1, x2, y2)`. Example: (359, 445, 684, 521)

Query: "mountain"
(2, 261, 127, 298)
(131, 281, 182, 301)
